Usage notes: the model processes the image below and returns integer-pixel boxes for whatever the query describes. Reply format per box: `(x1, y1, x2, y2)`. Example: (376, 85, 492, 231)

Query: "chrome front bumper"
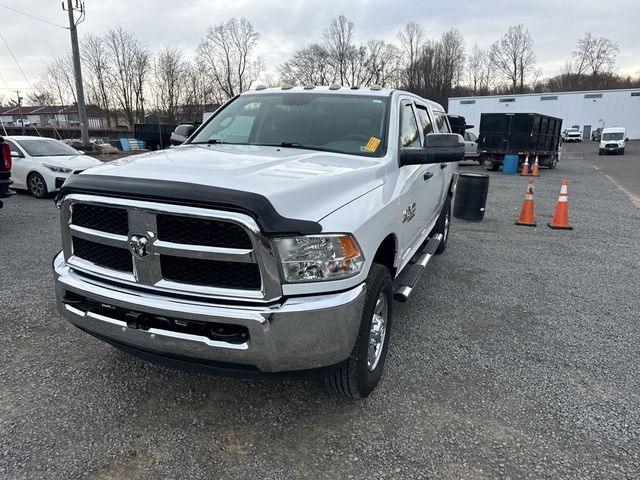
(53, 253, 365, 373)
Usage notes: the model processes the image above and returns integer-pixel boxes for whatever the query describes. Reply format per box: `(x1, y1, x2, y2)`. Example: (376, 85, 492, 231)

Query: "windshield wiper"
(256, 142, 341, 154)
(190, 139, 235, 145)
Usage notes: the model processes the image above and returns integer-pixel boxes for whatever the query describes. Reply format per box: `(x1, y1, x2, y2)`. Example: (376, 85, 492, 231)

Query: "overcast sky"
(1, 0, 639, 101)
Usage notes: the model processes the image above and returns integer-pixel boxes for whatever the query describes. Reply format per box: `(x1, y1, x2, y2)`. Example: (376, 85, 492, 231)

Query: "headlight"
(43, 163, 72, 173)
(275, 234, 364, 283)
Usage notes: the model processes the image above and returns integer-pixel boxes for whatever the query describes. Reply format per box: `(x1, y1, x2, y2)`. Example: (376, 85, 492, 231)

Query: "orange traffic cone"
(531, 155, 540, 177)
(548, 179, 573, 230)
(516, 178, 537, 227)
(520, 155, 530, 176)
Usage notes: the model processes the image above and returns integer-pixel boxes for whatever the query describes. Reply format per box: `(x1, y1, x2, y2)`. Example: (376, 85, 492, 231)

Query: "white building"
(449, 88, 640, 139)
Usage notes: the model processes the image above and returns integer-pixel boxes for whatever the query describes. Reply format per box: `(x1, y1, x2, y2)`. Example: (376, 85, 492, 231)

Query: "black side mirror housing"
(400, 133, 464, 166)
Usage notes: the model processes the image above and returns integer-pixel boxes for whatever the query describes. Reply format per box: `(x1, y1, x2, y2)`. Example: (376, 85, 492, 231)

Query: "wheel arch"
(372, 233, 398, 278)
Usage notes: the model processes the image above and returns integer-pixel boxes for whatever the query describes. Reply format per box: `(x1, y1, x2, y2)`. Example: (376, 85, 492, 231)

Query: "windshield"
(602, 132, 624, 141)
(189, 93, 389, 157)
(17, 139, 80, 157)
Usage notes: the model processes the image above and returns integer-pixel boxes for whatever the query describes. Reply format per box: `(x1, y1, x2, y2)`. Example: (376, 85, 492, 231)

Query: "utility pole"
(16, 91, 24, 136)
(63, 0, 89, 149)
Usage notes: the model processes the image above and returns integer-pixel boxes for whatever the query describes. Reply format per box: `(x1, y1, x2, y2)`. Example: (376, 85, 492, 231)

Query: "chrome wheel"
(29, 174, 45, 198)
(367, 294, 388, 371)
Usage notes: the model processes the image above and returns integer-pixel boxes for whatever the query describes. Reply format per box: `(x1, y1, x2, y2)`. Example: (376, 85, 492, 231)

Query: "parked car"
(3, 136, 101, 198)
(463, 131, 479, 159)
(562, 128, 582, 142)
(52, 86, 463, 399)
(170, 123, 200, 146)
(0, 136, 14, 208)
(599, 127, 627, 155)
(591, 127, 602, 141)
(14, 119, 32, 127)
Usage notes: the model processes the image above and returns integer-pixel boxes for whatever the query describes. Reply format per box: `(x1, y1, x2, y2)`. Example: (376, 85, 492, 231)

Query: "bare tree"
(81, 34, 113, 127)
(489, 24, 536, 93)
(398, 21, 425, 91)
(573, 33, 619, 77)
(323, 15, 358, 86)
(197, 18, 262, 99)
(31, 55, 76, 106)
(133, 43, 151, 121)
(104, 27, 138, 126)
(362, 40, 401, 87)
(439, 29, 465, 91)
(466, 43, 490, 94)
(280, 43, 334, 86)
(151, 47, 187, 121)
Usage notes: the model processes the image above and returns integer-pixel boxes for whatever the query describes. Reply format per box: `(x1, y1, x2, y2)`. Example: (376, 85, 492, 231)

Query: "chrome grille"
(60, 194, 282, 302)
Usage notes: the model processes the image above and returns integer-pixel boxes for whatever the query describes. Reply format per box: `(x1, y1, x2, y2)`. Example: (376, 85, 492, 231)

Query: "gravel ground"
(1, 144, 638, 479)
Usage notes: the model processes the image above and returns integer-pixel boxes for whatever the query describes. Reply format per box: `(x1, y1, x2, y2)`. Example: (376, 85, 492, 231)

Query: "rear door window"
(433, 112, 450, 133)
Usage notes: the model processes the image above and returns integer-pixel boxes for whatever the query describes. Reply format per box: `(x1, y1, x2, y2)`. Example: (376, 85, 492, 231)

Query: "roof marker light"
(303, 84, 316, 90)
(281, 84, 294, 90)
(329, 84, 342, 90)
(370, 85, 382, 91)
(255, 85, 268, 90)
(350, 86, 360, 90)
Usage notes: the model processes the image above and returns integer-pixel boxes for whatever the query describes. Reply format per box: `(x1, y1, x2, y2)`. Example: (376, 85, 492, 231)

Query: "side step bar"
(393, 233, 442, 302)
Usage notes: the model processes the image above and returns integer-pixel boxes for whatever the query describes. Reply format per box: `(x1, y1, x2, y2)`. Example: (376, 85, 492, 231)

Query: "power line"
(0, 31, 35, 91)
(0, 3, 68, 29)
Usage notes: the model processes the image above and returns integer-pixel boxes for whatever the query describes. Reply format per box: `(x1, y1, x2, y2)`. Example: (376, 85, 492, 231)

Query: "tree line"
(16, 15, 640, 125)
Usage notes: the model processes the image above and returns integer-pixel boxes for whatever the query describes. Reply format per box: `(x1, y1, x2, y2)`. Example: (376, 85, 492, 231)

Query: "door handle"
(423, 171, 433, 180)
(440, 163, 447, 169)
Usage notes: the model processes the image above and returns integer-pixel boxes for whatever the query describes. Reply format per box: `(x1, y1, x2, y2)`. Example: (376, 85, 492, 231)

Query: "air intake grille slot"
(73, 237, 133, 272)
(157, 214, 252, 249)
(161, 255, 261, 290)
(73, 204, 128, 235)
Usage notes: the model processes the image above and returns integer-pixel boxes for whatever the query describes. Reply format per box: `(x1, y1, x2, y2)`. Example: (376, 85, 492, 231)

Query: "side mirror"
(10, 151, 20, 158)
(400, 133, 464, 166)
(625, 137, 629, 142)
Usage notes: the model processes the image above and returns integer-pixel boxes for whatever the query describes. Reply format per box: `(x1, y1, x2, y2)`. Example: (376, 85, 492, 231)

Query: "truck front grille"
(605, 143, 618, 148)
(60, 195, 282, 301)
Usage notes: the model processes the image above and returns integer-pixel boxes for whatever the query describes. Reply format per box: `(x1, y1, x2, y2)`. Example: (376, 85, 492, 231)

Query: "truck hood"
(87, 144, 386, 221)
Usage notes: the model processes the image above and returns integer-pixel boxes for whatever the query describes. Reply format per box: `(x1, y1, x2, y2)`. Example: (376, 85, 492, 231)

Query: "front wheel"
(28, 172, 48, 199)
(549, 155, 558, 169)
(325, 264, 393, 399)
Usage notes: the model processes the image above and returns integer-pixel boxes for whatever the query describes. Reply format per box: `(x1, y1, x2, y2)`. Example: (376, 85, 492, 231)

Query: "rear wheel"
(549, 155, 558, 169)
(28, 172, 48, 199)
(325, 264, 393, 399)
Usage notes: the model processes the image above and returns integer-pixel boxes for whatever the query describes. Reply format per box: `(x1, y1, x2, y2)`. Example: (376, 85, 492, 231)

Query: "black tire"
(433, 196, 451, 254)
(620, 148, 625, 155)
(549, 155, 558, 169)
(488, 162, 500, 171)
(28, 172, 48, 199)
(325, 264, 393, 399)
(598, 150, 603, 156)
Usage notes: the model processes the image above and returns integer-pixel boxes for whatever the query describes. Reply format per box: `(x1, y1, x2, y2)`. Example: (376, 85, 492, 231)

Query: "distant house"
(0, 104, 111, 129)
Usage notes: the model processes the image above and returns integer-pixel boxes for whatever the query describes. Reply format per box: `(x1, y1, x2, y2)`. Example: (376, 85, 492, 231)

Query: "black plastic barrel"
(453, 173, 490, 221)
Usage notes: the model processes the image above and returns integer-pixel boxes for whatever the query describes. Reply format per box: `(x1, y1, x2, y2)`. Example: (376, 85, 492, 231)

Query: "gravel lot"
(1, 144, 638, 479)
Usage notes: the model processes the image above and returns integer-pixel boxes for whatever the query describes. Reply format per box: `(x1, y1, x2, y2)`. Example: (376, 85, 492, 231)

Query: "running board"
(393, 234, 442, 302)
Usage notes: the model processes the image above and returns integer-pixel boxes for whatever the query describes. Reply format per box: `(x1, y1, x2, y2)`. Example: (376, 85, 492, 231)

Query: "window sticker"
(362, 136, 381, 152)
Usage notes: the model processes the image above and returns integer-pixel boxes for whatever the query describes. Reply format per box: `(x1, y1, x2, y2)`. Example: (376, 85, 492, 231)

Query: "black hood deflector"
(56, 174, 322, 235)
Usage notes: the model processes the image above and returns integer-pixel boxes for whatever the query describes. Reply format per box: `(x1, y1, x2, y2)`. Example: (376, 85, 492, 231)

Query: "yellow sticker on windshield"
(363, 137, 381, 152)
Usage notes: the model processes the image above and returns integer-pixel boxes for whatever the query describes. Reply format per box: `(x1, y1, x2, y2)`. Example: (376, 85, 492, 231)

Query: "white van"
(599, 127, 627, 155)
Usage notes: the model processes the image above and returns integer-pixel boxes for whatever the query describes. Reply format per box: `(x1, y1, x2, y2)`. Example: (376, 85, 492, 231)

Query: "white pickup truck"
(53, 86, 462, 398)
